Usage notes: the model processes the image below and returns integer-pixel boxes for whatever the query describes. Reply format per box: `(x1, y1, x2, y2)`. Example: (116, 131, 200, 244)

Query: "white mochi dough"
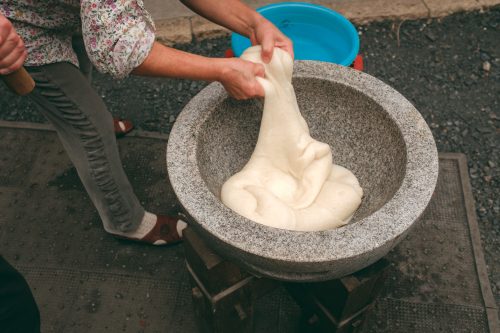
(221, 46, 363, 231)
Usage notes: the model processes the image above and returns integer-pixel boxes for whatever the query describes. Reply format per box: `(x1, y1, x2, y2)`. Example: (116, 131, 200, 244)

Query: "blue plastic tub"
(231, 2, 359, 66)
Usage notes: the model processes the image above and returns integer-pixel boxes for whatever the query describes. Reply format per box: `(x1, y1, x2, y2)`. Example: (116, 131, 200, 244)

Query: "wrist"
(211, 58, 230, 82)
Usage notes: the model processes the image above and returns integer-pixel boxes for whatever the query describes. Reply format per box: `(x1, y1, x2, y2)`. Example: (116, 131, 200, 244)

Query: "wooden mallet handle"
(1, 67, 35, 96)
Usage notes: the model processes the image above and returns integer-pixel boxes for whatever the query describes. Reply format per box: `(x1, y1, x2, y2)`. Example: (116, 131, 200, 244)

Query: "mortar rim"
(167, 61, 438, 266)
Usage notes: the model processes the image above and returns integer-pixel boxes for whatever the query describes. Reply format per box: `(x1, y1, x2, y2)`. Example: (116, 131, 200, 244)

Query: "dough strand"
(221, 46, 363, 231)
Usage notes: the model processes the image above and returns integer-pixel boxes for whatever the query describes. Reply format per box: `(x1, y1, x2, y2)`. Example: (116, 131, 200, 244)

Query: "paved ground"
(144, 0, 500, 44)
(0, 3, 498, 311)
(145, 0, 500, 21)
(0, 127, 496, 331)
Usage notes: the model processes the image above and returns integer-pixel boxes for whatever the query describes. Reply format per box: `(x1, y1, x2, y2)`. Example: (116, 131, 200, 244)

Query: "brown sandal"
(113, 118, 134, 137)
(113, 215, 187, 246)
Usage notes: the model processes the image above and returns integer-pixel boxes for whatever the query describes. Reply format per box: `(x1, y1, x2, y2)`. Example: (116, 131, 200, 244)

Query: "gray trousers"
(25, 38, 144, 233)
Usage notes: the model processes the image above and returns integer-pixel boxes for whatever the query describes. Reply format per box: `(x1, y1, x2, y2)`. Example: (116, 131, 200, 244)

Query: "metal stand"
(183, 227, 388, 333)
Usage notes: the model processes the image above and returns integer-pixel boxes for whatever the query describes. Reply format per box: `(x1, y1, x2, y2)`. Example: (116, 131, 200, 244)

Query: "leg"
(0, 256, 40, 333)
(26, 63, 144, 233)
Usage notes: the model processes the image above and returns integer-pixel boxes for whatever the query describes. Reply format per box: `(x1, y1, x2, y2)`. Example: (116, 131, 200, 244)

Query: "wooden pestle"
(1, 67, 35, 96)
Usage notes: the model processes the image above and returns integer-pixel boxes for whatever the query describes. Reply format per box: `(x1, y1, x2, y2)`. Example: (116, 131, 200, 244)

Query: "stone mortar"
(167, 61, 438, 282)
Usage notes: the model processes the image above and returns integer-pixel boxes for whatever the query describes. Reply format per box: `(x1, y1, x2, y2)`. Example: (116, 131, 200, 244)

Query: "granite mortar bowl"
(167, 61, 438, 282)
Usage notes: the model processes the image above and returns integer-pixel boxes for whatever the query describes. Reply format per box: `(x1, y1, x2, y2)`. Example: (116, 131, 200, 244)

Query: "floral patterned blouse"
(0, 0, 156, 79)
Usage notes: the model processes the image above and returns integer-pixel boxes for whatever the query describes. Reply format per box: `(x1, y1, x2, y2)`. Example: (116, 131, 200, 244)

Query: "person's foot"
(112, 213, 187, 246)
(113, 118, 134, 138)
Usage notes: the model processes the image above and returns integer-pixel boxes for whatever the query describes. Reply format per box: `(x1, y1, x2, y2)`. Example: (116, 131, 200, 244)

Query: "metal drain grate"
(362, 153, 498, 333)
(367, 298, 488, 332)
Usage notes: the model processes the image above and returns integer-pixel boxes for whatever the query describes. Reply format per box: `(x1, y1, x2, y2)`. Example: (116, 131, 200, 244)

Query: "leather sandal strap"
(141, 215, 183, 245)
(113, 118, 133, 135)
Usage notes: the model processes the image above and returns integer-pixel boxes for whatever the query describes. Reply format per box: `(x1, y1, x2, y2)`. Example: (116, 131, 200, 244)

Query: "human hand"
(249, 16, 293, 63)
(0, 14, 27, 75)
(217, 58, 265, 100)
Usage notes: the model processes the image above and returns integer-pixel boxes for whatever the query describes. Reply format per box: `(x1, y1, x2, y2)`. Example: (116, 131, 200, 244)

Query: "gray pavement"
(0, 125, 497, 332)
(144, 0, 500, 44)
(144, 0, 498, 21)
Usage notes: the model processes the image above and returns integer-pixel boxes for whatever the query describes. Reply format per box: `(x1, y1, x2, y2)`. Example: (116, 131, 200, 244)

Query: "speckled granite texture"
(167, 61, 438, 282)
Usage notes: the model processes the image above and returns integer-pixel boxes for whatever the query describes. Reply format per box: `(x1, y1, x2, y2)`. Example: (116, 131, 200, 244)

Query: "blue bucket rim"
(231, 2, 360, 66)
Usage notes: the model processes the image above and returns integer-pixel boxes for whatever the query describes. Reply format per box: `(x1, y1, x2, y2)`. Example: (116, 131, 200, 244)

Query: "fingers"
(223, 77, 264, 100)
(282, 44, 294, 60)
(251, 16, 294, 62)
(275, 37, 294, 59)
(219, 59, 266, 100)
(0, 38, 24, 62)
(249, 33, 258, 46)
(0, 50, 27, 75)
(244, 63, 265, 98)
(0, 37, 22, 60)
(0, 16, 26, 73)
(260, 36, 274, 64)
(0, 42, 26, 73)
(0, 15, 11, 41)
(282, 40, 294, 59)
(253, 63, 265, 78)
(253, 80, 265, 97)
(233, 82, 264, 100)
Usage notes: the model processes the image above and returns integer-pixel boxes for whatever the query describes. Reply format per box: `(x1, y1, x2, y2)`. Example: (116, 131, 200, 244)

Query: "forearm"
(132, 41, 265, 100)
(180, 0, 262, 37)
(131, 42, 224, 81)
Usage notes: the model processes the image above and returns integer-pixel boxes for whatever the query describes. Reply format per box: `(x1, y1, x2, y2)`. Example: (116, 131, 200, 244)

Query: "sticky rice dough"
(221, 46, 363, 231)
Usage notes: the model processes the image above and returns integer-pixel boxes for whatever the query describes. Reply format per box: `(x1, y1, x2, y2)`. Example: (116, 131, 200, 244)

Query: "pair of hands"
(0, 14, 27, 75)
(218, 16, 293, 99)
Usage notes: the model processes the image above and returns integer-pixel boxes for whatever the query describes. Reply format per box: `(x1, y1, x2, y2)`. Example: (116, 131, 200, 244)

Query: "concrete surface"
(423, 0, 482, 17)
(0, 124, 497, 331)
(167, 61, 438, 281)
(144, 0, 500, 44)
(155, 17, 193, 45)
